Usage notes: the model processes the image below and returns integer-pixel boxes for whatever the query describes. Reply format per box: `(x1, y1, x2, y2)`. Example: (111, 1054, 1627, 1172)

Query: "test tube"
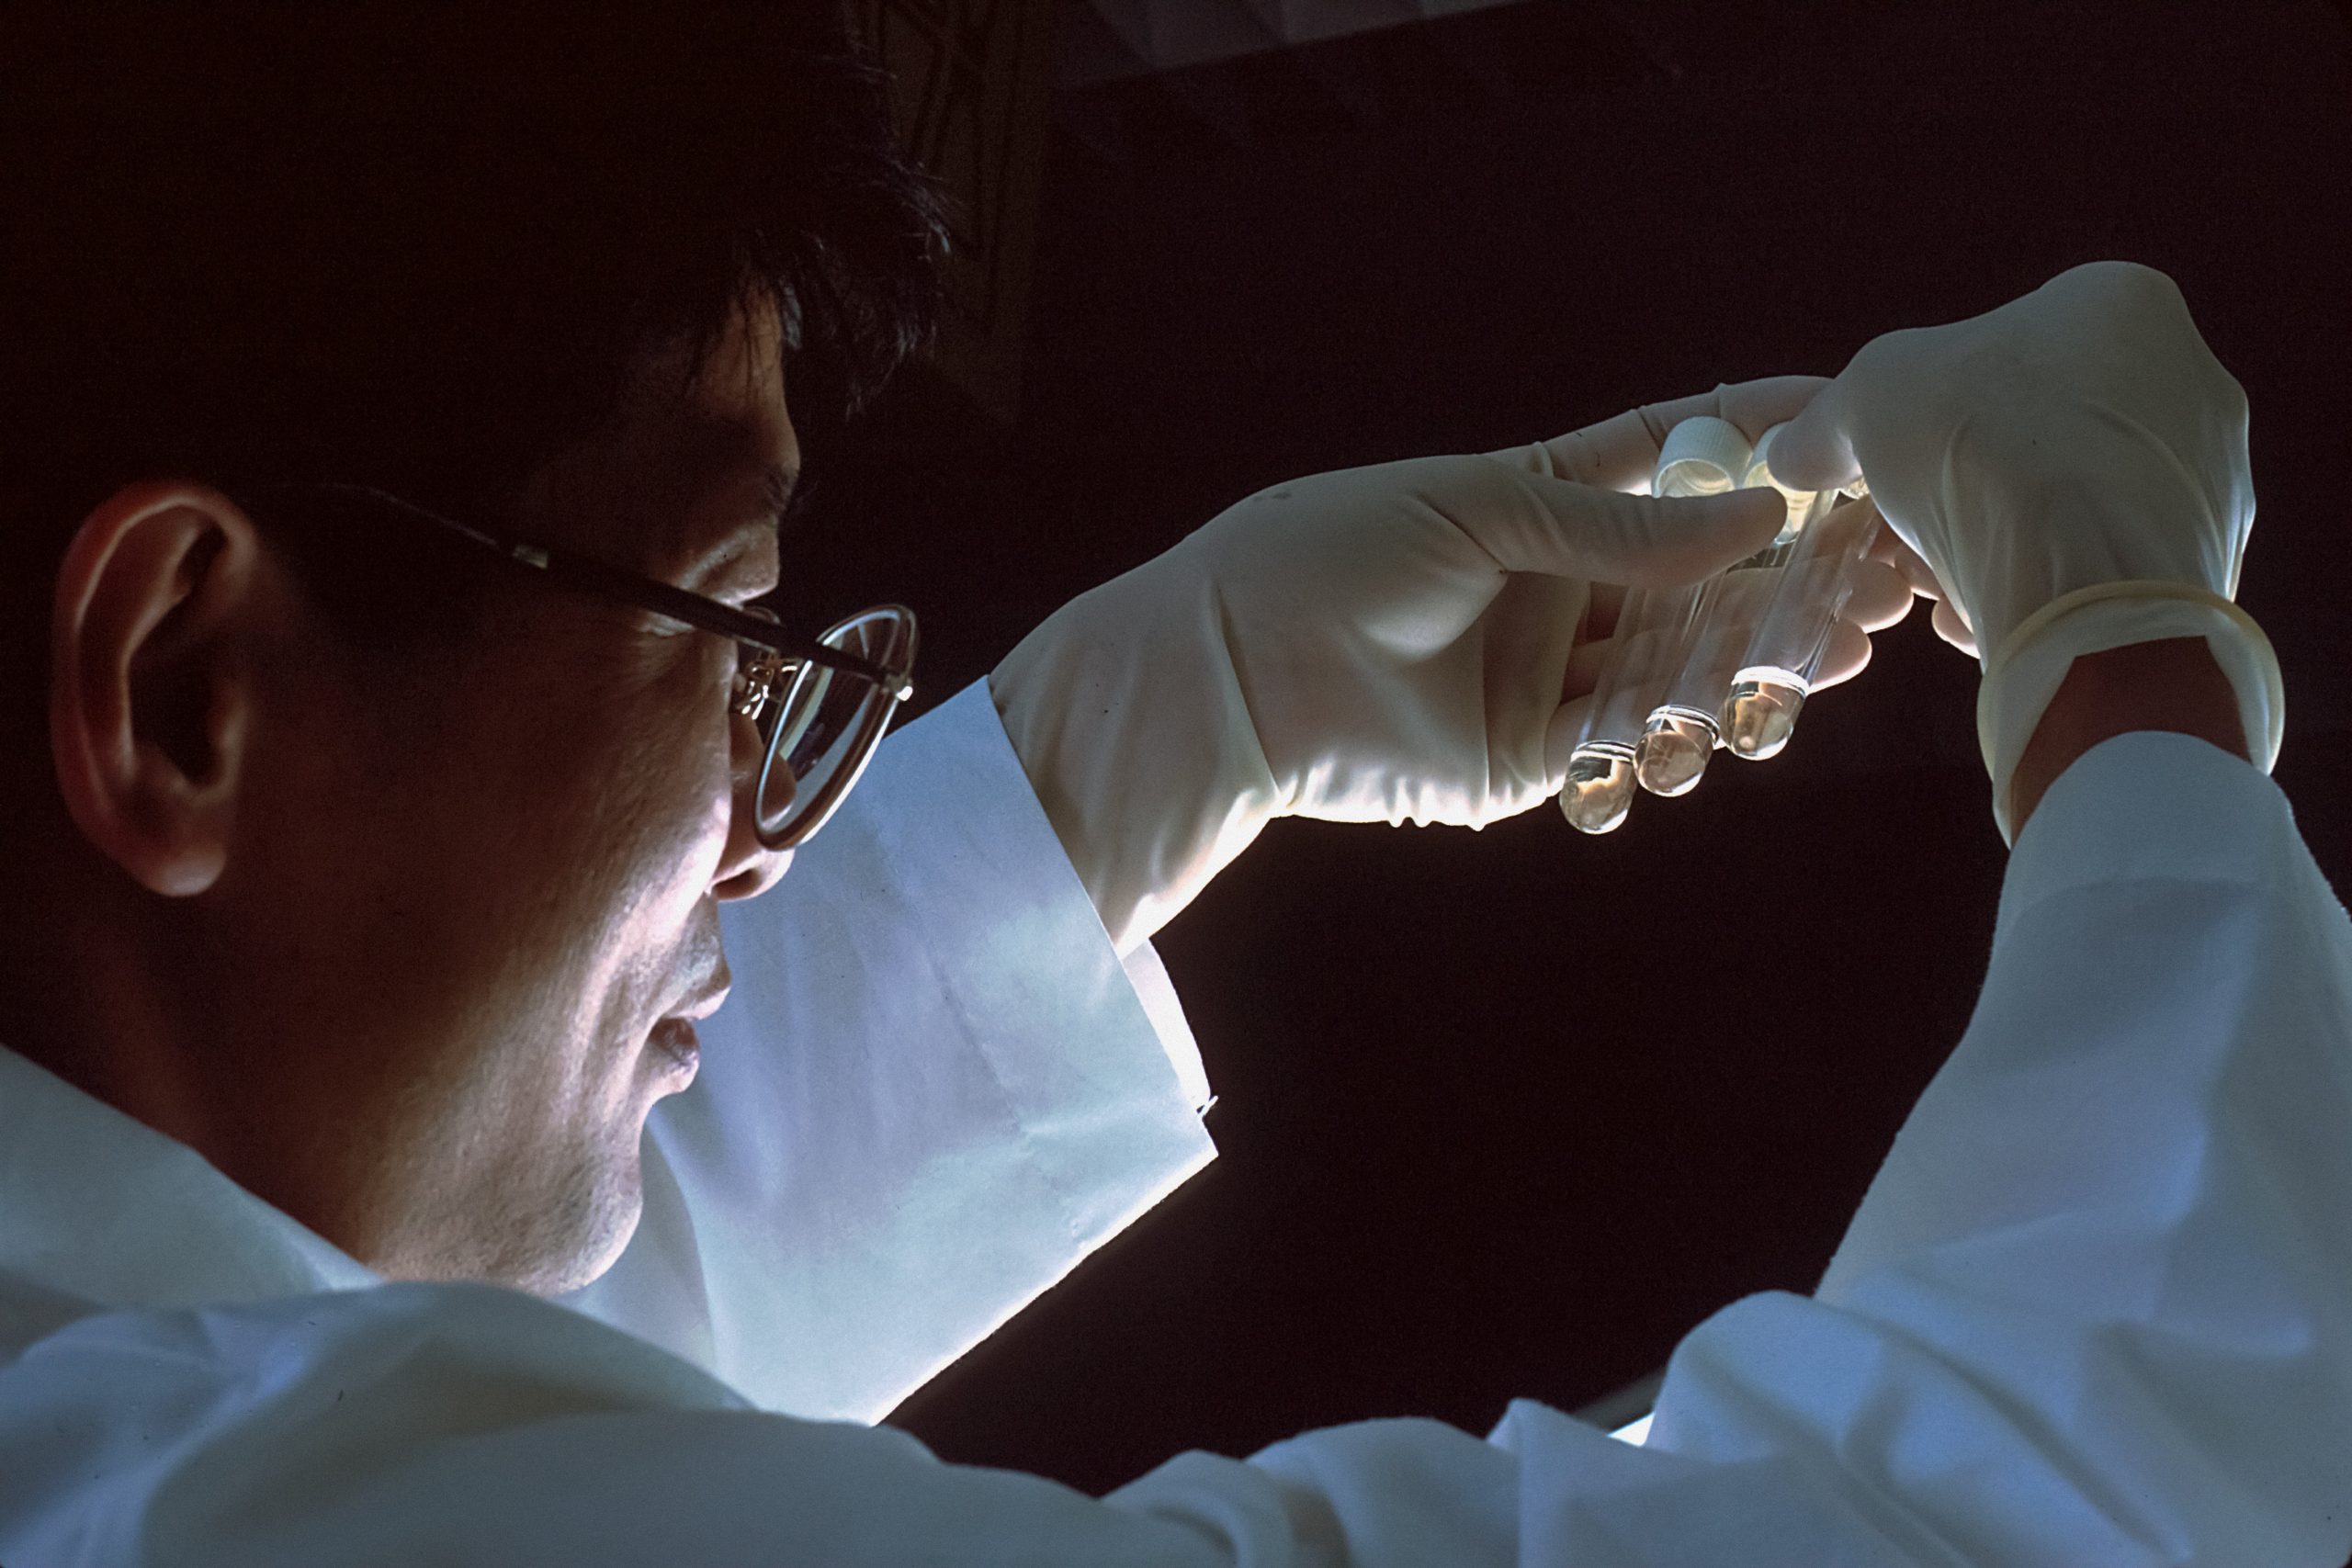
(1717, 427, 1883, 761)
(1559, 584, 1672, 834)
(1560, 415, 1753, 833)
(1630, 416, 1754, 797)
(1626, 580, 1723, 795)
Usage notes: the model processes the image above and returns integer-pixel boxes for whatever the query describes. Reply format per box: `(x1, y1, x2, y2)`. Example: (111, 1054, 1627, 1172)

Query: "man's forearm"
(2007, 636, 2253, 835)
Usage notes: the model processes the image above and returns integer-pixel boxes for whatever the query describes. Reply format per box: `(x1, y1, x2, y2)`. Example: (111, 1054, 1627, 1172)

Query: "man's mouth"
(650, 955, 729, 1079)
(670, 965, 732, 1024)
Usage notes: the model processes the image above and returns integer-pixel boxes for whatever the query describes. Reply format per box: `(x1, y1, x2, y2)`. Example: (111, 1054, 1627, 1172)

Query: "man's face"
(222, 302, 798, 1294)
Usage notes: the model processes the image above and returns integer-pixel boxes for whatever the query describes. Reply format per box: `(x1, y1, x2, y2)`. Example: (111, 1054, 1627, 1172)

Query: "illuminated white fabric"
(3, 730, 2348, 1563)
(559, 679, 1216, 1419)
(0, 677, 1212, 1411)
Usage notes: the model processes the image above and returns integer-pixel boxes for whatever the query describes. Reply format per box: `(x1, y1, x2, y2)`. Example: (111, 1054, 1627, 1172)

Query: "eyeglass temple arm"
(253, 481, 911, 697)
(521, 547, 911, 696)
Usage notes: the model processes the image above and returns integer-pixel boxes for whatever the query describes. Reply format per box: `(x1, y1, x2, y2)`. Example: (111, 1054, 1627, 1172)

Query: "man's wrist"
(2007, 637, 2251, 835)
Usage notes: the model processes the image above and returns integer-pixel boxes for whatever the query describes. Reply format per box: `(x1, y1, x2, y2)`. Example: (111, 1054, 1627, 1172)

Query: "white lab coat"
(2, 681, 2348, 1565)
(552, 681, 1217, 1421)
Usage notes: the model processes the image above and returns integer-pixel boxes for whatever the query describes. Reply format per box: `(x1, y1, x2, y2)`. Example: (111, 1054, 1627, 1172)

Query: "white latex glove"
(990, 378, 1915, 956)
(1764, 260, 2284, 844)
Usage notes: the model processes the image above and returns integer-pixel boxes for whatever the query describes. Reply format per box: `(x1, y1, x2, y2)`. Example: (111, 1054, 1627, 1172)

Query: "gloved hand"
(1763, 260, 2284, 844)
(989, 378, 1915, 956)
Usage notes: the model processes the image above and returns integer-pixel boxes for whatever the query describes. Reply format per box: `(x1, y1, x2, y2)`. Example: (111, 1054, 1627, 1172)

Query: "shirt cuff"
(1122, 942, 1215, 1116)
(570, 679, 1216, 1423)
(1998, 728, 2296, 929)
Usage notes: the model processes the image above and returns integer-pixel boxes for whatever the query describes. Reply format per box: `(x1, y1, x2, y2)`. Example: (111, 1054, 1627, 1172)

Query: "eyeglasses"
(237, 481, 918, 852)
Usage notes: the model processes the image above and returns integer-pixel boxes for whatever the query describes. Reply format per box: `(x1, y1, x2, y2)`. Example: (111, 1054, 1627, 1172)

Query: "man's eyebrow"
(683, 458, 799, 591)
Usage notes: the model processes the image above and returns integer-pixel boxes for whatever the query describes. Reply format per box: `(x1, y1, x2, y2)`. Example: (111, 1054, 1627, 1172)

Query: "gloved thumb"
(1753, 381, 1861, 494)
(1528, 479, 1790, 588)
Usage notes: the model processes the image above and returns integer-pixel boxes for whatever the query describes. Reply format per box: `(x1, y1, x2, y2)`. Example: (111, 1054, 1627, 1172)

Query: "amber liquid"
(1634, 709, 1717, 796)
(1561, 748, 1635, 834)
(1722, 673, 1808, 761)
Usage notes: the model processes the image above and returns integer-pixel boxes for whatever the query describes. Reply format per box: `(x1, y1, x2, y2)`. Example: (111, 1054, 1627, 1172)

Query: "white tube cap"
(1654, 415, 1754, 499)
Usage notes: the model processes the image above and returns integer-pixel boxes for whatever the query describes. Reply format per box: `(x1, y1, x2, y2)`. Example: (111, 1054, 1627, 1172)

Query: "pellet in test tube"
(1630, 415, 1754, 797)
(1718, 424, 1881, 761)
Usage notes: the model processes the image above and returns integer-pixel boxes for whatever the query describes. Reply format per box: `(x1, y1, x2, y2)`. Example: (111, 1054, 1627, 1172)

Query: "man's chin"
(527, 1146, 646, 1300)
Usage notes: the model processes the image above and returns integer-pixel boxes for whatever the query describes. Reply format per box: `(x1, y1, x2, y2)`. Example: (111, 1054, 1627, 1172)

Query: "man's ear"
(51, 482, 266, 897)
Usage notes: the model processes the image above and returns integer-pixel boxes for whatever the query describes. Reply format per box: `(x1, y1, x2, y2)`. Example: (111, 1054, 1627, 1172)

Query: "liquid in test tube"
(1628, 581, 1721, 795)
(1720, 430, 1878, 761)
(1561, 741, 1635, 835)
(1631, 415, 1754, 797)
(1561, 415, 1751, 832)
(1560, 582, 1659, 834)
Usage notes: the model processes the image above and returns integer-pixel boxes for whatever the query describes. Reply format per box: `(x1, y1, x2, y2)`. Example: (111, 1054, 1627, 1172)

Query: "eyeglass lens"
(754, 607, 913, 842)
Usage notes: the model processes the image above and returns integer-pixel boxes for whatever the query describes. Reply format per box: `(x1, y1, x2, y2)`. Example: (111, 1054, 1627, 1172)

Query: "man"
(1, 10, 2341, 1565)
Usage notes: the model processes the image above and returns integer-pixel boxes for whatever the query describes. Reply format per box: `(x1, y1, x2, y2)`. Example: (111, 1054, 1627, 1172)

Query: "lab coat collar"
(0, 1043, 380, 1342)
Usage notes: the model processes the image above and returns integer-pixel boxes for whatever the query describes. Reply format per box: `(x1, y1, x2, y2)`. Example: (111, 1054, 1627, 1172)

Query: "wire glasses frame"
(236, 481, 918, 852)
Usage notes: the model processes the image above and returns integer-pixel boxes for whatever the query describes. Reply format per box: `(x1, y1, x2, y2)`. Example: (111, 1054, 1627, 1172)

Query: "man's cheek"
(644, 756, 739, 908)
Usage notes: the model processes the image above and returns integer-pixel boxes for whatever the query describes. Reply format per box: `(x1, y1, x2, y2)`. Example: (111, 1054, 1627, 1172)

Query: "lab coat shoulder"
(0, 1272, 1869, 1567)
(0, 1280, 1223, 1567)
(560, 680, 1217, 1423)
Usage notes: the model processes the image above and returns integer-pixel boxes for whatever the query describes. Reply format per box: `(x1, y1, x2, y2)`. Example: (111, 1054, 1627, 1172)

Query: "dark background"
(778, 0, 2351, 1495)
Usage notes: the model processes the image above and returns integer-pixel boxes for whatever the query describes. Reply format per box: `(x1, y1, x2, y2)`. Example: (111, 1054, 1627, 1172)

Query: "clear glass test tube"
(1717, 433, 1883, 761)
(1630, 416, 1754, 798)
(1562, 414, 1752, 833)
(1560, 583, 1679, 834)
(1628, 579, 1724, 796)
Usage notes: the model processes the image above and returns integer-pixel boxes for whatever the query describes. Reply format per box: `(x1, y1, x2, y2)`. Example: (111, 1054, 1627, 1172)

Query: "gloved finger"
(1706, 375, 1840, 453)
(1504, 376, 1830, 493)
(1566, 557, 1875, 702)
(1561, 633, 1615, 704)
(1544, 694, 1598, 780)
(1805, 617, 1873, 692)
(1754, 373, 1862, 493)
(1498, 481, 1791, 588)
(1581, 580, 1629, 640)
(1560, 608, 1888, 776)
(1841, 558, 1916, 634)
(1931, 597, 1980, 657)
(1486, 570, 1591, 713)
(1867, 524, 1945, 601)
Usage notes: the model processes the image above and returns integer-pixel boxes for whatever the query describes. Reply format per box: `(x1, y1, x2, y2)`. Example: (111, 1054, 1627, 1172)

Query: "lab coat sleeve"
(9, 728, 2348, 1565)
(559, 679, 1219, 1423)
(1577, 728, 2352, 1562)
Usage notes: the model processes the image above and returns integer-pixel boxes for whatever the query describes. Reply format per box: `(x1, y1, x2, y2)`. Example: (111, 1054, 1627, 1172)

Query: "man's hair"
(0, 6, 949, 667)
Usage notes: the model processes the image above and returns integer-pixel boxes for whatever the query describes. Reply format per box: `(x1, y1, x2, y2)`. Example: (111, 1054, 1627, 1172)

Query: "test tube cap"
(1654, 415, 1754, 498)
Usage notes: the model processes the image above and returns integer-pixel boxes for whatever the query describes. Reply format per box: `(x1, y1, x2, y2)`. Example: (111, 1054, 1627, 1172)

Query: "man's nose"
(713, 715, 796, 901)
(713, 837, 792, 901)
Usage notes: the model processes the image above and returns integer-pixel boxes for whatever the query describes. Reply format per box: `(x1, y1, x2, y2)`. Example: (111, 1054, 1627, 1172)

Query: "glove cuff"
(1978, 581, 2284, 846)
(990, 576, 1285, 958)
